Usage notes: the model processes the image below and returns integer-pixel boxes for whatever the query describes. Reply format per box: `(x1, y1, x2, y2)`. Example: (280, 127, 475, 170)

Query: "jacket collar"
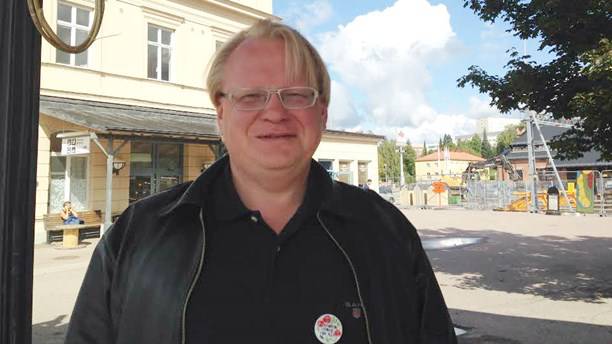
(160, 155, 353, 220)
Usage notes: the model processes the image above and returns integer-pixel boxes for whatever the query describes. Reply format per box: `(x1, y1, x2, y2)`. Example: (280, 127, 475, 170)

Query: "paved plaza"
(32, 209, 612, 343)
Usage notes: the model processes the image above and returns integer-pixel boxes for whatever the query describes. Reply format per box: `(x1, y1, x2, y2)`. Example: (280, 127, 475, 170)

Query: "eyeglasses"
(220, 87, 319, 111)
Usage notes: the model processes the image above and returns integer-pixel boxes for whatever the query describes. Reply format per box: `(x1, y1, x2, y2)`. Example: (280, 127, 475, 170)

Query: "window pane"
(76, 8, 89, 26)
(148, 26, 157, 42)
(69, 157, 88, 210)
(49, 156, 67, 213)
(56, 50, 70, 65)
(157, 144, 180, 173)
(50, 156, 67, 173)
(130, 142, 153, 170)
(75, 51, 87, 66)
(161, 47, 170, 81)
(57, 25, 71, 44)
(161, 30, 171, 45)
(147, 45, 158, 79)
(57, 3, 71, 22)
(76, 28, 88, 45)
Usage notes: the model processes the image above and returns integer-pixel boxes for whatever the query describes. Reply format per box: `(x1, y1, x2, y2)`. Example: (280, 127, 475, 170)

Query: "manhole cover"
(422, 237, 486, 251)
(53, 255, 79, 260)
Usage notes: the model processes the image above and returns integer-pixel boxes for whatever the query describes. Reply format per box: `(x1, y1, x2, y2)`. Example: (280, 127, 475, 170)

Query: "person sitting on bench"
(60, 201, 83, 225)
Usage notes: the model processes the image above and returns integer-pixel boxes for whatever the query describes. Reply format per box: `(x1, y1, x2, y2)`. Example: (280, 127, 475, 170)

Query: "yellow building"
(415, 150, 484, 184)
(35, 0, 275, 243)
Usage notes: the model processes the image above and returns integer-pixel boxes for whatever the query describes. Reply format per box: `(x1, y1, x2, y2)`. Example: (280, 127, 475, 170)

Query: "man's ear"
(321, 107, 328, 131)
(216, 101, 225, 137)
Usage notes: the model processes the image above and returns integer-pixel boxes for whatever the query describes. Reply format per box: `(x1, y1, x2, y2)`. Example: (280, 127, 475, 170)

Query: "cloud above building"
(317, 0, 455, 130)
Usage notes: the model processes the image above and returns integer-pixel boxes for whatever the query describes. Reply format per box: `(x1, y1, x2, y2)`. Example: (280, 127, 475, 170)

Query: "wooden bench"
(43, 210, 103, 248)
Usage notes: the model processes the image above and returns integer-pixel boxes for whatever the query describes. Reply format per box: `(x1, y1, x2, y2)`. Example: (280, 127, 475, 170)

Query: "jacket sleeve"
(411, 237, 458, 344)
(64, 229, 117, 344)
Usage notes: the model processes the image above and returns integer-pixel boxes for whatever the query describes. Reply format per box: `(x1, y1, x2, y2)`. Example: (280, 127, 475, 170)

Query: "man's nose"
(261, 92, 289, 120)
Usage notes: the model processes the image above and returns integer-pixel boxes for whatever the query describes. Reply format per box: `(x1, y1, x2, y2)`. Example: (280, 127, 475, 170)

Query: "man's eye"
(237, 93, 265, 103)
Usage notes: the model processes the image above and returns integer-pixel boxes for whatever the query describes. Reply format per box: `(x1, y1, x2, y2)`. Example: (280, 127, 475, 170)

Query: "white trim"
(56, 1, 92, 66)
(147, 24, 174, 82)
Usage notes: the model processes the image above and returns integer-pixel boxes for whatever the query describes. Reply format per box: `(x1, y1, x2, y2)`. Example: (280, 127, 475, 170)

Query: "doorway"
(129, 142, 183, 202)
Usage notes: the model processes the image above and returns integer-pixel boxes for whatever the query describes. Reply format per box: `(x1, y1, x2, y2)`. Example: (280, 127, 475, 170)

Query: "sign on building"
(61, 136, 90, 155)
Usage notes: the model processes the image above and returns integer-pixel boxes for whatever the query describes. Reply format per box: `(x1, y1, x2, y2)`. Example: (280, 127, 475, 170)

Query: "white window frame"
(48, 153, 90, 212)
(147, 24, 174, 81)
(56, 2, 92, 66)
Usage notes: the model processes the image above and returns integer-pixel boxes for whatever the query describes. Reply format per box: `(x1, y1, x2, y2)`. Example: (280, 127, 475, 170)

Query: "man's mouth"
(256, 133, 296, 139)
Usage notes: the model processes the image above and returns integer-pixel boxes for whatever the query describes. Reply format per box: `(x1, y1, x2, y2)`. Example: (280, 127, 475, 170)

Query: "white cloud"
(327, 80, 361, 128)
(280, 0, 333, 33)
(467, 96, 501, 119)
(318, 0, 455, 130)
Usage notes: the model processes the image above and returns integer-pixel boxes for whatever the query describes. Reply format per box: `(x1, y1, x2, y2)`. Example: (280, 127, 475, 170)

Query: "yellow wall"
(415, 159, 472, 181)
(183, 143, 216, 182)
(40, 0, 274, 111)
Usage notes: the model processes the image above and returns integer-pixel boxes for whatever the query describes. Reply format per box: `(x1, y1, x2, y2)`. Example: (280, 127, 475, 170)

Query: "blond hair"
(206, 19, 331, 107)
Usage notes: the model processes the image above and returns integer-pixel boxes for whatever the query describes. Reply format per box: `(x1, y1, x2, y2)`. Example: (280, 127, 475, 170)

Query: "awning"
(39, 95, 220, 142)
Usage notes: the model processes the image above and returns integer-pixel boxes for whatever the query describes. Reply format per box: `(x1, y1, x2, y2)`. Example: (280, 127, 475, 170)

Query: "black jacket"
(65, 157, 457, 344)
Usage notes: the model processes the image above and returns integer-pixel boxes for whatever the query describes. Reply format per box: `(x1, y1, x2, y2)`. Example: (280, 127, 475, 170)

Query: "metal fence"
(403, 170, 610, 216)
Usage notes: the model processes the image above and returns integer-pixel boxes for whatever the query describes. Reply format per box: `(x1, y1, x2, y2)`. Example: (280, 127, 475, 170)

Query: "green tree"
(458, 0, 612, 160)
(422, 141, 429, 156)
(457, 134, 482, 157)
(402, 142, 417, 183)
(495, 124, 523, 154)
(442, 134, 455, 149)
(481, 129, 495, 159)
(378, 140, 400, 183)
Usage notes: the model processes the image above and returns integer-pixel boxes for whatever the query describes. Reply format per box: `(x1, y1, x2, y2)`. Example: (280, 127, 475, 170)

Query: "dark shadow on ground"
(421, 228, 612, 303)
(32, 315, 68, 344)
(451, 308, 612, 344)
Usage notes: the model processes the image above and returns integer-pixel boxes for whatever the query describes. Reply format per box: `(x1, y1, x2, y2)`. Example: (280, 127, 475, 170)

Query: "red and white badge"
(314, 313, 343, 344)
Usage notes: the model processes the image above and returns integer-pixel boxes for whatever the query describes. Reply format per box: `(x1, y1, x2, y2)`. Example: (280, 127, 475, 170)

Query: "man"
(65, 19, 456, 344)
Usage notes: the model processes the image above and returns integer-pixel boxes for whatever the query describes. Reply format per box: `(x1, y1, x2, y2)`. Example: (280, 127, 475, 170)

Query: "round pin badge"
(314, 313, 343, 344)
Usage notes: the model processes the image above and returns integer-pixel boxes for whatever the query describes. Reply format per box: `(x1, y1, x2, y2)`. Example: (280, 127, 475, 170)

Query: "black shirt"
(185, 163, 367, 344)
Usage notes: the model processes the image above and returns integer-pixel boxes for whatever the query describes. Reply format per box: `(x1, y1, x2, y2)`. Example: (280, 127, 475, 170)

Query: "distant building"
(415, 150, 484, 181)
(314, 130, 384, 190)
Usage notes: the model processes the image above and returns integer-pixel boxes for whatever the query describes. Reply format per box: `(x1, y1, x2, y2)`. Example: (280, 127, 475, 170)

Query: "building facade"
(34, 0, 382, 244)
(314, 130, 383, 190)
(35, 0, 274, 244)
(415, 150, 485, 182)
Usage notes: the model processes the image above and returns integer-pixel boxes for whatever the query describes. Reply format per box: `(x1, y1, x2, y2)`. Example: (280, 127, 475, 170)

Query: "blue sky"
(273, 0, 548, 144)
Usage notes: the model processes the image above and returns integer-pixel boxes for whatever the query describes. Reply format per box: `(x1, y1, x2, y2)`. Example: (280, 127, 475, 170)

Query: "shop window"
(338, 160, 352, 185)
(129, 142, 182, 202)
(48, 155, 88, 213)
(358, 161, 369, 186)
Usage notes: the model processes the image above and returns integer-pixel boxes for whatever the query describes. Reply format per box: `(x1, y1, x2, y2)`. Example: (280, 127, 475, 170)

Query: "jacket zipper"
(316, 211, 374, 344)
(180, 209, 207, 344)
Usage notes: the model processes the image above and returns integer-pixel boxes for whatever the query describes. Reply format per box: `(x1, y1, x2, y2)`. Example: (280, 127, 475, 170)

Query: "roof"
(416, 150, 485, 162)
(511, 124, 567, 146)
(39, 96, 220, 141)
(506, 123, 611, 167)
(506, 148, 612, 167)
(323, 129, 385, 140)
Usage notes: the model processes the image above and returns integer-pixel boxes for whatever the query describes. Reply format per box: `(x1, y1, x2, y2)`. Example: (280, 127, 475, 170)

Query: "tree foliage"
(495, 124, 523, 154)
(481, 129, 495, 159)
(457, 135, 482, 157)
(422, 140, 428, 156)
(378, 139, 417, 184)
(458, 0, 612, 160)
